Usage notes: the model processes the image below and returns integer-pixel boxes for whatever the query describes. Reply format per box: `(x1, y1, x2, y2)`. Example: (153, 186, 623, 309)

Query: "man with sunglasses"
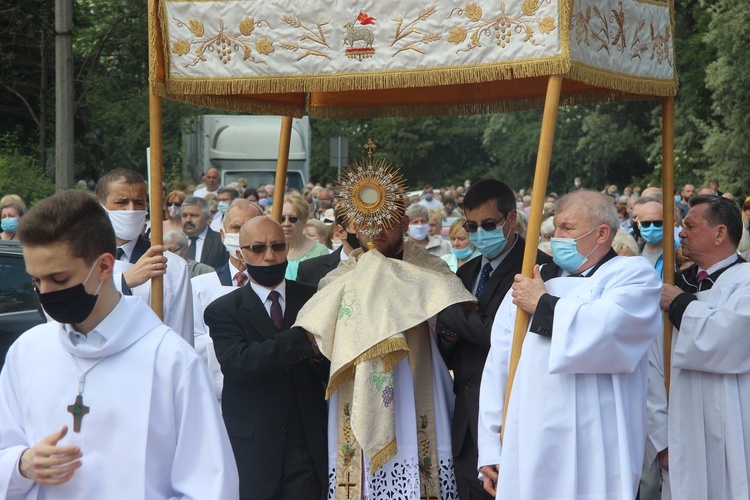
(205, 216, 328, 500)
(435, 178, 551, 500)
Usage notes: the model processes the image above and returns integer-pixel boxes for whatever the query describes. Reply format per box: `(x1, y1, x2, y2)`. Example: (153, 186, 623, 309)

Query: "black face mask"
(36, 262, 102, 324)
(245, 260, 288, 288)
(346, 231, 361, 250)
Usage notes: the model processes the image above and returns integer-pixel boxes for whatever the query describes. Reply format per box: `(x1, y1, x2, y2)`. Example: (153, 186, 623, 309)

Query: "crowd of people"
(0, 166, 749, 500)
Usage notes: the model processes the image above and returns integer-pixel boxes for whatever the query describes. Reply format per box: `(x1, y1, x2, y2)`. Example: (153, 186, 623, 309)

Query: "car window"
(0, 254, 37, 314)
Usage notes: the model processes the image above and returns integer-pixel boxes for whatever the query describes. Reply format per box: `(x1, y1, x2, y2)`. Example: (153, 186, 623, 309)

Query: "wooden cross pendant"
(67, 394, 90, 433)
(337, 471, 357, 499)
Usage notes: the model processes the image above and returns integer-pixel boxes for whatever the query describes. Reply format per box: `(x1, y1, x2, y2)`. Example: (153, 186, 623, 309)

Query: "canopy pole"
(662, 96, 675, 392)
(271, 116, 293, 222)
(148, 0, 164, 319)
(501, 75, 563, 441)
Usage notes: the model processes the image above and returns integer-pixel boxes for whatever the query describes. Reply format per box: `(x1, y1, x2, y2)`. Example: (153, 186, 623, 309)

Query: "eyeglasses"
(240, 242, 288, 254)
(280, 216, 299, 223)
(167, 202, 182, 207)
(640, 220, 663, 228)
(463, 218, 505, 233)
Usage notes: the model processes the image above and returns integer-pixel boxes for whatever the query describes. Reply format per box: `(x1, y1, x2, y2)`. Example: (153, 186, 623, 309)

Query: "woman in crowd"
(1, 200, 25, 241)
(283, 192, 329, 280)
(304, 218, 331, 249)
(164, 190, 186, 233)
(441, 217, 480, 272)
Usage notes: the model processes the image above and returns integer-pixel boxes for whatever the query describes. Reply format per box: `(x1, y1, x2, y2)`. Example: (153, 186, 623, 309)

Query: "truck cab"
(184, 115, 311, 192)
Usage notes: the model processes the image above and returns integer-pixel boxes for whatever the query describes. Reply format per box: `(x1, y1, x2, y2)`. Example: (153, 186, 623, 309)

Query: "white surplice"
(645, 331, 671, 499)
(326, 318, 457, 499)
(113, 250, 194, 346)
(668, 261, 750, 499)
(478, 255, 662, 500)
(191, 268, 241, 402)
(0, 295, 238, 499)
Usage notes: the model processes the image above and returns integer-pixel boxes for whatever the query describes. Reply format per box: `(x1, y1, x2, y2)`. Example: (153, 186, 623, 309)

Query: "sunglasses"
(280, 216, 299, 223)
(167, 202, 182, 207)
(463, 218, 505, 233)
(640, 220, 663, 228)
(240, 242, 288, 254)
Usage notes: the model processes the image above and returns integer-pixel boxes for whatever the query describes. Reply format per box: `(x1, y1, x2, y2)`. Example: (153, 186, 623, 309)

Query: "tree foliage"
(2, 0, 750, 200)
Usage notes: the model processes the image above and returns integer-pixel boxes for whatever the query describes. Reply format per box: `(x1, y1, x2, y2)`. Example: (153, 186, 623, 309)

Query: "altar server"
(0, 190, 238, 499)
(478, 190, 662, 499)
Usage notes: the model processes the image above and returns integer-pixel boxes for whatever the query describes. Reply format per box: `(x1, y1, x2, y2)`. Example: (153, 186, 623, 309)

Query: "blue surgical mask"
(408, 223, 429, 241)
(1, 217, 19, 233)
(640, 224, 664, 245)
(451, 246, 474, 260)
(217, 201, 230, 215)
(674, 195, 682, 203)
(550, 226, 599, 273)
(469, 219, 509, 258)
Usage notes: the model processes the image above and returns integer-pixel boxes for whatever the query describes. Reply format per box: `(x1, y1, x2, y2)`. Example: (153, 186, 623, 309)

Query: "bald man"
(205, 217, 328, 500)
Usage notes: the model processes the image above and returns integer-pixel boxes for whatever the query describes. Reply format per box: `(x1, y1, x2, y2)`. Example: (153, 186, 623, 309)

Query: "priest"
(477, 190, 662, 499)
(294, 159, 475, 499)
(659, 194, 750, 499)
(0, 190, 238, 499)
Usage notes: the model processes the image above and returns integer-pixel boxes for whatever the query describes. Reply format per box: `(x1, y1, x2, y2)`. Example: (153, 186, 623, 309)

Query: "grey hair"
(164, 230, 188, 251)
(557, 190, 619, 235)
(405, 203, 429, 220)
(183, 196, 210, 217)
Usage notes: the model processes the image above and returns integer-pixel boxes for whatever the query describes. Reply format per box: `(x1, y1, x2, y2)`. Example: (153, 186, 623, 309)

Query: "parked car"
(0, 240, 45, 371)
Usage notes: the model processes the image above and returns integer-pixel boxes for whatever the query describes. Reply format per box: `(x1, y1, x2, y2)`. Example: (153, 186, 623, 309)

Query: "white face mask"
(168, 205, 181, 218)
(104, 206, 147, 242)
(408, 223, 429, 241)
(331, 239, 343, 250)
(223, 232, 241, 256)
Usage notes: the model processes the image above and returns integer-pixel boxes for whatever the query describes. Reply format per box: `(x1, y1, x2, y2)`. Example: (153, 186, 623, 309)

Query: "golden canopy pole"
(661, 96, 676, 392)
(271, 116, 293, 222)
(148, 0, 164, 319)
(501, 75, 563, 441)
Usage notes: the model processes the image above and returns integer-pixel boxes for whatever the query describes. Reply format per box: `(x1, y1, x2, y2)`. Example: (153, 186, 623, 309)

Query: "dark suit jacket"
(436, 237, 552, 457)
(205, 280, 328, 500)
(296, 247, 343, 288)
(199, 227, 229, 270)
(214, 262, 233, 286)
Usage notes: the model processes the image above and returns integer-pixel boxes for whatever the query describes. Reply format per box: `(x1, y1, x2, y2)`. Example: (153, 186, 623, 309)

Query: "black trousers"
(242, 437, 322, 500)
(454, 431, 495, 500)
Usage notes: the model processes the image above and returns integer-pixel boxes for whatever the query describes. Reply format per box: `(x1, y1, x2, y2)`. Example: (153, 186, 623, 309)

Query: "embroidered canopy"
(149, 0, 677, 117)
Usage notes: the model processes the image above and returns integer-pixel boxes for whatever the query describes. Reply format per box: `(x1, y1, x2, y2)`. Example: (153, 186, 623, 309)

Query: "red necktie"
(697, 270, 709, 282)
(268, 290, 283, 330)
(234, 272, 247, 287)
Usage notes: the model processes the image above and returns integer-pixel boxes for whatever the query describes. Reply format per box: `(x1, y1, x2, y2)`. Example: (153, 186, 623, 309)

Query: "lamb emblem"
(343, 12, 376, 61)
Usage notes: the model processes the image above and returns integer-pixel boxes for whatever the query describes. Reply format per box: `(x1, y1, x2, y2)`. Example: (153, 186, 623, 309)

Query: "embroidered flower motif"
(255, 38, 275, 55)
(240, 17, 255, 36)
(522, 0, 540, 17)
(382, 386, 394, 407)
(539, 17, 556, 35)
(172, 40, 191, 56)
(188, 19, 204, 37)
(448, 27, 467, 44)
(465, 2, 483, 22)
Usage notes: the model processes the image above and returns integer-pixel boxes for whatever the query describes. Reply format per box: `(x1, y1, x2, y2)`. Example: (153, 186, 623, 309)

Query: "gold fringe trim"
(157, 57, 569, 97)
(325, 337, 409, 400)
(568, 62, 678, 97)
(369, 439, 398, 475)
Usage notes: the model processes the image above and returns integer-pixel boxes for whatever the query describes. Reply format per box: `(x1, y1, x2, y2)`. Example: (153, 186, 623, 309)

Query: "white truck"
(182, 115, 311, 192)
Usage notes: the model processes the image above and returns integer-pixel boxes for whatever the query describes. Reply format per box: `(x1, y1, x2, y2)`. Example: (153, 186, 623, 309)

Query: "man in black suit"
(436, 179, 551, 499)
(181, 196, 228, 270)
(205, 216, 328, 500)
(297, 202, 360, 288)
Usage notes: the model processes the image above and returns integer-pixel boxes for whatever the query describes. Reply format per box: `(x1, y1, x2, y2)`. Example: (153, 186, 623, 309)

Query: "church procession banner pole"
(501, 75, 563, 441)
(661, 96, 676, 392)
(271, 116, 294, 222)
(148, 0, 164, 319)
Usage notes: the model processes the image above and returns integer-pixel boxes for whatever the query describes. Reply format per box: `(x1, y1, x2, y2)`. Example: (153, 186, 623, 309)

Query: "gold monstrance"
(337, 139, 407, 250)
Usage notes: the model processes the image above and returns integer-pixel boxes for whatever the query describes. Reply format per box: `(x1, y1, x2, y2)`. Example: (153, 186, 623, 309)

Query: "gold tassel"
(369, 439, 398, 474)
